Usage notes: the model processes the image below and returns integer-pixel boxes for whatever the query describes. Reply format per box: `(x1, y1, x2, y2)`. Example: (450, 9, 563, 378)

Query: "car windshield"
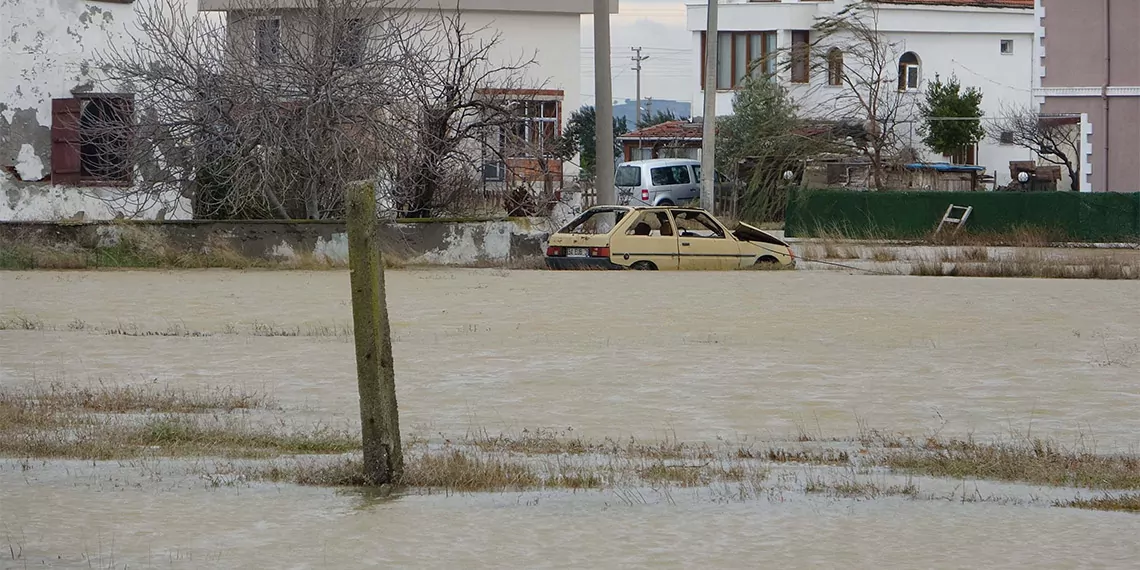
(559, 208, 628, 235)
(615, 166, 641, 187)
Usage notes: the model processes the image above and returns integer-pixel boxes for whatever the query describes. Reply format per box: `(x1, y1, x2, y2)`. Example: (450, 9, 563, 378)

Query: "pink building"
(1036, 0, 1140, 192)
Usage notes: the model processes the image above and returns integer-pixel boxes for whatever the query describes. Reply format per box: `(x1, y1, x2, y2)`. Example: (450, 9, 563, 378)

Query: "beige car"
(545, 206, 794, 270)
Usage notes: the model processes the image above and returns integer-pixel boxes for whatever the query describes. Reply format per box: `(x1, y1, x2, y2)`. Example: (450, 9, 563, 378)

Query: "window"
(790, 31, 810, 84)
(701, 31, 777, 90)
(560, 208, 627, 235)
(506, 100, 561, 158)
(672, 210, 726, 239)
(649, 165, 691, 187)
(999, 131, 1015, 145)
(51, 96, 134, 186)
(625, 211, 675, 237)
(336, 19, 365, 67)
(482, 160, 505, 182)
(827, 48, 844, 86)
(1000, 39, 1014, 55)
(898, 52, 920, 92)
(692, 165, 726, 184)
(615, 165, 642, 187)
(256, 18, 281, 65)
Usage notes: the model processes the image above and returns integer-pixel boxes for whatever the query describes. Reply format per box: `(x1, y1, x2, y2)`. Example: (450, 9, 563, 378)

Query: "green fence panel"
(785, 189, 1140, 242)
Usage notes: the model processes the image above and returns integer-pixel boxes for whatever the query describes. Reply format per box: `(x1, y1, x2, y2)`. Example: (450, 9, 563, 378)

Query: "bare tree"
(377, 8, 542, 218)
(987, 104, 1081, 191)
(809, 1, 921, 190)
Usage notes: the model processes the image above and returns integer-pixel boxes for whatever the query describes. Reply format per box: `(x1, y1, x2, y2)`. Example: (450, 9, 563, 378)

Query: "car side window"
(624, 211, 675, 237)
(671, 166, 691, 185)
(649, 166, 691, 186)
(673, 211, 726, 239)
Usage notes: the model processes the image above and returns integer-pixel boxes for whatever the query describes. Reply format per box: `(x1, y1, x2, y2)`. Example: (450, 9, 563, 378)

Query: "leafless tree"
(92, 0, 542, 220)
(808, 1, 921, 190)
(987, 104, 1081, 191)
(377, 8, 543, 218)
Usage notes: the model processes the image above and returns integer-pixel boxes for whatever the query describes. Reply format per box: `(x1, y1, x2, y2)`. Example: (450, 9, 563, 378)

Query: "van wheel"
(630, 261, 657, 271)
(657, 199, 675, 207)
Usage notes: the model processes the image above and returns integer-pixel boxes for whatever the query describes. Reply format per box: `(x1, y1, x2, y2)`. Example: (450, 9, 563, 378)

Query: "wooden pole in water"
(346, 181, 403, 485)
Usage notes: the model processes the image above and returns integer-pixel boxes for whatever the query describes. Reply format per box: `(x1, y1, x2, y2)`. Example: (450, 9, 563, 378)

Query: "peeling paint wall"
(0, 0, 192, 220)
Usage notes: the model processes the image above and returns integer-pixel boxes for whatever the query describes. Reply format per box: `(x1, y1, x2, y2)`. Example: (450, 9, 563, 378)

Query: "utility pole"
(700, 0, 719, 212)
(594, 0, 615, 206)
(631, 47, 649, 128)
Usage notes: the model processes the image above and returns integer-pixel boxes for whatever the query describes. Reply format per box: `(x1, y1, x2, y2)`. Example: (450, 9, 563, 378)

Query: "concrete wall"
(1037, 0, 1140, 192)
(686, 0, 1038, 186)
(0, 218, 557, 265)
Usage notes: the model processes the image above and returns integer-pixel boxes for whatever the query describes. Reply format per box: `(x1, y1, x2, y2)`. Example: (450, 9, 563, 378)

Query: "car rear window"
(615, 166, 641, 187)
(559, 208, 628, 235)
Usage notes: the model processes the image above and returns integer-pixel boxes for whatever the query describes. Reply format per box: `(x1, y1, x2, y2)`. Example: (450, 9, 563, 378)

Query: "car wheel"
(754, 256, 781, 268)
(657, 199, 675, 207)
(630, 261, 657, 271)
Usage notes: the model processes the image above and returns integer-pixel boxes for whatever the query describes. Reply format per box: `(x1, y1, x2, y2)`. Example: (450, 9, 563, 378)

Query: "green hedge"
(784, 189, 1140, 242)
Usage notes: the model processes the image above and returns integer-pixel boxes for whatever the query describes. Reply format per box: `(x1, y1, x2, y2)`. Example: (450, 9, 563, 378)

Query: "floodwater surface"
(2, 269, 1139, 568)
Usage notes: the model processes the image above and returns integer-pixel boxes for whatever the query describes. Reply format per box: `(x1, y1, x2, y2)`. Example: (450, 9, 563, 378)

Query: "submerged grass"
(2, 415, 358, 460)
(880, 438, 1140, 490)
(1056, 494, 1140, 513)
(0, 383, 276, 414)
(804, 477, 920, 500)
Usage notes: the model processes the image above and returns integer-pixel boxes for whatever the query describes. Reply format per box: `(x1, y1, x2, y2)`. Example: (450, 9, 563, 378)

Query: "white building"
(0, 0, 611, 221)
(686, 0, 1037, 187)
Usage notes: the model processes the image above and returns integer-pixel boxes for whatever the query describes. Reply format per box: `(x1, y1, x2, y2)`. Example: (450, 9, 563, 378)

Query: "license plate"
(567, 247, 588, 257)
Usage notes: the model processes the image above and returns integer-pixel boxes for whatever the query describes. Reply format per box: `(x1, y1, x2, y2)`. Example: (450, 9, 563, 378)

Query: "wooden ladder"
(936, 204, 973, 235)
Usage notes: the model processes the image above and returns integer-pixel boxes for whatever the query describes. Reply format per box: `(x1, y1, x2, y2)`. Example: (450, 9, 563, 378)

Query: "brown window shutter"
(51, 98, 83, 185)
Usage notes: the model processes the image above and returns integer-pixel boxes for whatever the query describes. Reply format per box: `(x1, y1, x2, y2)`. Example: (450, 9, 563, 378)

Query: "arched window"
(898, 52, 920, 91)
(827, 48, 844, 86)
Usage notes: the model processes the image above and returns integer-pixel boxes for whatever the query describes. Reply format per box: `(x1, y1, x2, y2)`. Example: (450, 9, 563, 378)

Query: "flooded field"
(3, 269, 1140, 568)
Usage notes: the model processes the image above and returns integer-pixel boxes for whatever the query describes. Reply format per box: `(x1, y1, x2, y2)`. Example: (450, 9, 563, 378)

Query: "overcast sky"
(580, 1, 693, 108)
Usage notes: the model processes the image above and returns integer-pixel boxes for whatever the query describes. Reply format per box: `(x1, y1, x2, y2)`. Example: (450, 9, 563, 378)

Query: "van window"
(650, 165, 691, 186)
(615, 165, 641, 187)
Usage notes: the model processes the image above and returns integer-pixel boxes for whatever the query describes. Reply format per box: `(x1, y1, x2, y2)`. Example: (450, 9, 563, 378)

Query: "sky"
(580, 0, 693, 108)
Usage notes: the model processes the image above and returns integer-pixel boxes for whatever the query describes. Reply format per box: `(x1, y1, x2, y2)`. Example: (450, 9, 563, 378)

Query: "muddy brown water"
(2, 269, 1140, 568)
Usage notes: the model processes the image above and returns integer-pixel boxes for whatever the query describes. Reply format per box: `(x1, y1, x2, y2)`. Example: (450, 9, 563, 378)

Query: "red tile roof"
(871, 0, 1033, 8)
(620, 120, 704, 141)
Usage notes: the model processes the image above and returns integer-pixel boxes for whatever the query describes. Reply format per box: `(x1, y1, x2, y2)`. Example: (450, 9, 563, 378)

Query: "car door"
(608, 210, 680, 270)
(672, 210, 742, 270)
(648, 165, 690, 206)
(689, 164, 705, 202)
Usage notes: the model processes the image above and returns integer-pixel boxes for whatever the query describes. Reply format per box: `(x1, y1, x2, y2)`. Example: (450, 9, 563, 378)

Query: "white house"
(686, 0, 1038, 187)
(0, 0, 612, 221)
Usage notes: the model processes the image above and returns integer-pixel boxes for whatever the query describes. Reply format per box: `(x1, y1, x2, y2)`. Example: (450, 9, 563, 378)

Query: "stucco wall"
(1038, 0, 1140, 192)
(686, 0, 1038, 186)
(0, 218, 556, 265)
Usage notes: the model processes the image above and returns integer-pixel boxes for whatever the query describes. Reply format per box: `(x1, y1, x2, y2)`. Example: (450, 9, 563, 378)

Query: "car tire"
(657, 200, 675, 207)
(755, 256, 781, 267)
(630, 261, 657, 271)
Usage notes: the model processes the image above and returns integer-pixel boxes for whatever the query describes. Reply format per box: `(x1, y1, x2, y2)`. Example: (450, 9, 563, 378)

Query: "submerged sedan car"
(545, 206, 794, 270)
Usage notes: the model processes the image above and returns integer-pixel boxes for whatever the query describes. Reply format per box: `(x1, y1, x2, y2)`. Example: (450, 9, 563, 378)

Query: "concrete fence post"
(346, 181, 403, 485)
